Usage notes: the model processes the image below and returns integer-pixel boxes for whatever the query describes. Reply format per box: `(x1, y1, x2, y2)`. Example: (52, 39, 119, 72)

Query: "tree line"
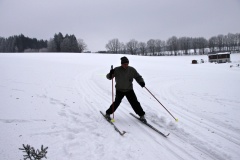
(47, 32, 87, 53)
(0, 34, 47, 52)
(105, 33, 240, 56)
(0, 32, 87, 53)
(1, 32, 239, 54)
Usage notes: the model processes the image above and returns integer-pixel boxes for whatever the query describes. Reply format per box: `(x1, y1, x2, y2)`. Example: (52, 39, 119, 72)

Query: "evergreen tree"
(0, 37, 6, 52)
(54, 32, 64, 52)
(48, 38, 57, 52)
(60, 35, 71, 52)
(69, 35, 79, 52)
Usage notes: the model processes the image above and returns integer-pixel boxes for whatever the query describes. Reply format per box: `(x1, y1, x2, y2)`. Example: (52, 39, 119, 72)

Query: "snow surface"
(0, 53, 240, 160)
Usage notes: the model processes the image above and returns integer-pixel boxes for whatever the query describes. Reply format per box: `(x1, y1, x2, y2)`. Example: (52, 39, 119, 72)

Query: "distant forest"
(0, 32, 87, 53)
(0, 32, 239, 55)
(105, 33, 240, 56)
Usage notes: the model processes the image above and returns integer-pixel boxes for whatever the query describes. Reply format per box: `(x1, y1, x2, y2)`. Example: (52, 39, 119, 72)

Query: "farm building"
(208, 52, 231, 63)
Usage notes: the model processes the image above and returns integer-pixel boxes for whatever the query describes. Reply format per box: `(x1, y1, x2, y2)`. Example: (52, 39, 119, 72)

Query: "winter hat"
(121, 56, 129, 64)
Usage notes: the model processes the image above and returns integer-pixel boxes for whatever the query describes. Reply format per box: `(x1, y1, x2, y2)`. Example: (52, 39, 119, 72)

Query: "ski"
(130, 113, 170, 138)
(100, 111, 126, 136)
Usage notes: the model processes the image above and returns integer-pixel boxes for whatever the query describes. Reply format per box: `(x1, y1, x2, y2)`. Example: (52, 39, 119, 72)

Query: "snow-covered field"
(0, 53, 240, 160)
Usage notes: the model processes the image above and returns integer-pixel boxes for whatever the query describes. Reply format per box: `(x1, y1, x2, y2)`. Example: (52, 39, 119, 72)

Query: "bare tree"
(119, 42, 127, 54)
(138, 42, 147, 55)
(77, 39, 87, 53)
(160, 40, 166, 55)
(155, 39, 162, 55)
(226, 33, 235, 51)
(198, 37, 208, 54)
(208, 36, 217, 52)
(192, 38, 198, 54)
(179, 37, 192, 55)
(105, 38, 121, 53)
(167, 36, 178, 55)
(234, 33, 240, 51)
(217, 34, 224, 51)
(126, 39, 138, 55)
(147, 39, 156, 55)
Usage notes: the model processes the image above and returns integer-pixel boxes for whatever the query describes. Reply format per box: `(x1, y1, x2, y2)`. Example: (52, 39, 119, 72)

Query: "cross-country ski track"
(0, 53, 239, 160)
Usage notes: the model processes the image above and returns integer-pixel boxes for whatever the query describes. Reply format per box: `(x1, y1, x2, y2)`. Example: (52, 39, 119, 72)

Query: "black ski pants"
(106, 90, 145, 116)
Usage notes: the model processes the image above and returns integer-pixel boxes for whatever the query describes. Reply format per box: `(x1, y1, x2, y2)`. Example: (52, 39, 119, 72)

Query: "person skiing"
(105, 56, 147, 123)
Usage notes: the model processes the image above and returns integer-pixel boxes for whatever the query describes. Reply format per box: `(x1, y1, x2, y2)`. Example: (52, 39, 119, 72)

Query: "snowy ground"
(0, 53, 240, 160)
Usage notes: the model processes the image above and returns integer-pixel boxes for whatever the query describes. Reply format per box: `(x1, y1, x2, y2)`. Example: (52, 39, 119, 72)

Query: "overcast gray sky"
(0, 0, 240, 52)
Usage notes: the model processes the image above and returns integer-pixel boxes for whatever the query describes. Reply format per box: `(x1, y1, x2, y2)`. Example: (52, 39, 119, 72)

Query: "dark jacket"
(106, 66, 144, 92)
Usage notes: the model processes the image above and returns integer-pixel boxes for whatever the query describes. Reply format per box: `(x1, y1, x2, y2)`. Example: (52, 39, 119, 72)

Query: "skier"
(105, 56, 147, 123)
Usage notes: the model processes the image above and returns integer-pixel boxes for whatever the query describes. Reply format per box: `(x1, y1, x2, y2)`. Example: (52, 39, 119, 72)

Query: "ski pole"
(111, 65, 115, 122)
(144, 86, 178, 122)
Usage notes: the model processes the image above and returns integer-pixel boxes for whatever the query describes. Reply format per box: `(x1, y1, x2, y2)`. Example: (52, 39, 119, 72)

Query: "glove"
(139, 82, 145, 88)
(109, 69, 114, 77)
